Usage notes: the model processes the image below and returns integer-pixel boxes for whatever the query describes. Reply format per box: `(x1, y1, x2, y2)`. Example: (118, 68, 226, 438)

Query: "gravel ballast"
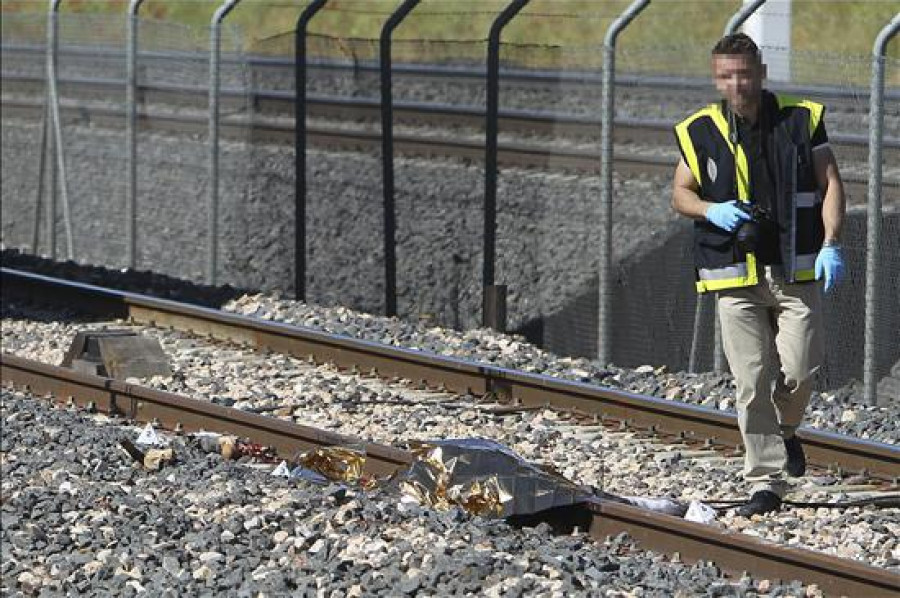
(3, 111, 897, 387)
(3, 299, 898, 573)
(4, 47, 899, 386)
(0, 117, 675, 327)
(218, 294, 900, 445)
(2, 389, 838, 597)
(3, 36, 897, 595)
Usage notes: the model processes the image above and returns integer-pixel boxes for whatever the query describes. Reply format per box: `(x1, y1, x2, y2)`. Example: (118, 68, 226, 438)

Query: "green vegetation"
(2, 0, 897, 83)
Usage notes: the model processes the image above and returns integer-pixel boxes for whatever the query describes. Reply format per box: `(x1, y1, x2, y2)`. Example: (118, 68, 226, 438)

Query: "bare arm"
(814, 146, 845, 243)
(671, 159, 709, 220)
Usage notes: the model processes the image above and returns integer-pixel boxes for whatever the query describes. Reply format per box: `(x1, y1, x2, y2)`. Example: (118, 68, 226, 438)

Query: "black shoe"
(736, 490, 781, 517)
(784, 434, 806, 477)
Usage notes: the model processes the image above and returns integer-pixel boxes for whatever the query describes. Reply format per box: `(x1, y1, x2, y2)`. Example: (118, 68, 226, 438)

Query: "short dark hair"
(712, 33, 761, 60)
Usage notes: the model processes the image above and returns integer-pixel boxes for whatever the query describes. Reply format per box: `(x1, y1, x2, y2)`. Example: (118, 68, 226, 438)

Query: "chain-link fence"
(134, 17, 251, 283)
(303, 32, 385, 313)
(0, 10, 251, 284)
(1, 14, 47, 255)
(390, 6, 490, 328)
(1, 1, 897, 395)
(492, 2, 725, 368)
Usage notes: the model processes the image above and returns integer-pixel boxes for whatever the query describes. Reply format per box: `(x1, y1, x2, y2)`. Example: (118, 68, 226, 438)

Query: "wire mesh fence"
(303, 34, 385, 313)
(494, 3, 710, 365)
(391, 36, 487, 328)
(0, 12, 47, 78)
(55, 14, 129, 268)
(0, 14, 47, 255)
(1, 2, 897, 395)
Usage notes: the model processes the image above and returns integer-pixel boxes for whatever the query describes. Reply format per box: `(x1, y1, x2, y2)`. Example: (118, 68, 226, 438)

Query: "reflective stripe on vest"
(794, 253, 817, 282)
(680, 103, 760, 293)
(674, 108, 710, 186)
(776, 95, 824, 139)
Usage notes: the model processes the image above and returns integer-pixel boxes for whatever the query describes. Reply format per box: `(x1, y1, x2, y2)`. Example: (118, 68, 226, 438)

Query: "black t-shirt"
(733, 92, 828, 265)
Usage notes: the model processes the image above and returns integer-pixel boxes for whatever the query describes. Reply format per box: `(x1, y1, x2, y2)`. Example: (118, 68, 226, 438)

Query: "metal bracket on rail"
(61, 330, 171, 381)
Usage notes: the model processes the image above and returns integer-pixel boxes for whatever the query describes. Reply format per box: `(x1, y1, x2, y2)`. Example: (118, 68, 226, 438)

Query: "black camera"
(735, 204, 771, 253)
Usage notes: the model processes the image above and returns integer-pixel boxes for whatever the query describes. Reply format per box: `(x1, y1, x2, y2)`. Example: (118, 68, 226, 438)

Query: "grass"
(2, 0, 898, 83)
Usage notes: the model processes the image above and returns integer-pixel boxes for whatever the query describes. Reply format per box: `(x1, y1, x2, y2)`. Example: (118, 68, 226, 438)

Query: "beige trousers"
(717, 266, 823, 497)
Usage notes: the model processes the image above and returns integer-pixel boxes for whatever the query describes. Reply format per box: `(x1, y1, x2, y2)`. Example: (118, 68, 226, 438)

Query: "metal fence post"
(47, 0, 74, 260)
(707, 0, 768, 374)
(30, 102, 49, 254)
(380, 0, 420, 317)
(483, 0, 529, 332)
(126, 0, 145, 270)
(208, 0, 241, 286)
(46, 1, 59, 259)
(598, 0, 650, 366)
(864, 13, 900, 406)
(294, 0, 328, 302)
(725, 0, 767, 35)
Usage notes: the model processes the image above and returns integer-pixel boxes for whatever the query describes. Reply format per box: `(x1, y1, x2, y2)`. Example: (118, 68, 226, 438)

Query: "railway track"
(5, 68, 896, 146)
(4, 42, 896, 103)
(2, 351, 899, 596)
(5, 267, 898, 483)
(4, 48, 897, 201)
(4, 42, 899, 596)
(1, 90, 895, 203)
(4, 71, 893, 143)
(4, 266, 900, 591)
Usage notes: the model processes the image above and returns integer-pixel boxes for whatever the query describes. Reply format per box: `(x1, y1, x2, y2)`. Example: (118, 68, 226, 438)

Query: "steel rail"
(1, 351, 898, 597)
(0, 352, 410, 476)
(4, 41, 897, 102)
(587, 499, 900, 597)
(3, 72, 896, 151)
(0, 98, 893, 203)
(4, 267, 899, 481)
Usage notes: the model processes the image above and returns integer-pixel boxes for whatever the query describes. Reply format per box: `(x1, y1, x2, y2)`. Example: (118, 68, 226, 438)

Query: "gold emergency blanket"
(291, 439, 591, 519)
(296, 445, 367, 485)
(398, 439, 590, 518)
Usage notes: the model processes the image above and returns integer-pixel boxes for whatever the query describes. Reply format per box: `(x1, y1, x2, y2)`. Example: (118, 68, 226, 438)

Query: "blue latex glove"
(705, 200, 752, 232)
(815, 244, 846, 293)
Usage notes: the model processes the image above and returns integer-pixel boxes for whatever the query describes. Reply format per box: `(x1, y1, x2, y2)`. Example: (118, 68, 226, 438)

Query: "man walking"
(671, 34, 846, 516)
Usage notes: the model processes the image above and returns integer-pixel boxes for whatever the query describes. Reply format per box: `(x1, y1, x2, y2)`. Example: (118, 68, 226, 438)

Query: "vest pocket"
(694, 224, 735, 269)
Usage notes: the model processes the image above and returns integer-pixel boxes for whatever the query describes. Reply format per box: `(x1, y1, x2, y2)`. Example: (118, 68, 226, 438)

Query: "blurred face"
(712, 53, 765, 118)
